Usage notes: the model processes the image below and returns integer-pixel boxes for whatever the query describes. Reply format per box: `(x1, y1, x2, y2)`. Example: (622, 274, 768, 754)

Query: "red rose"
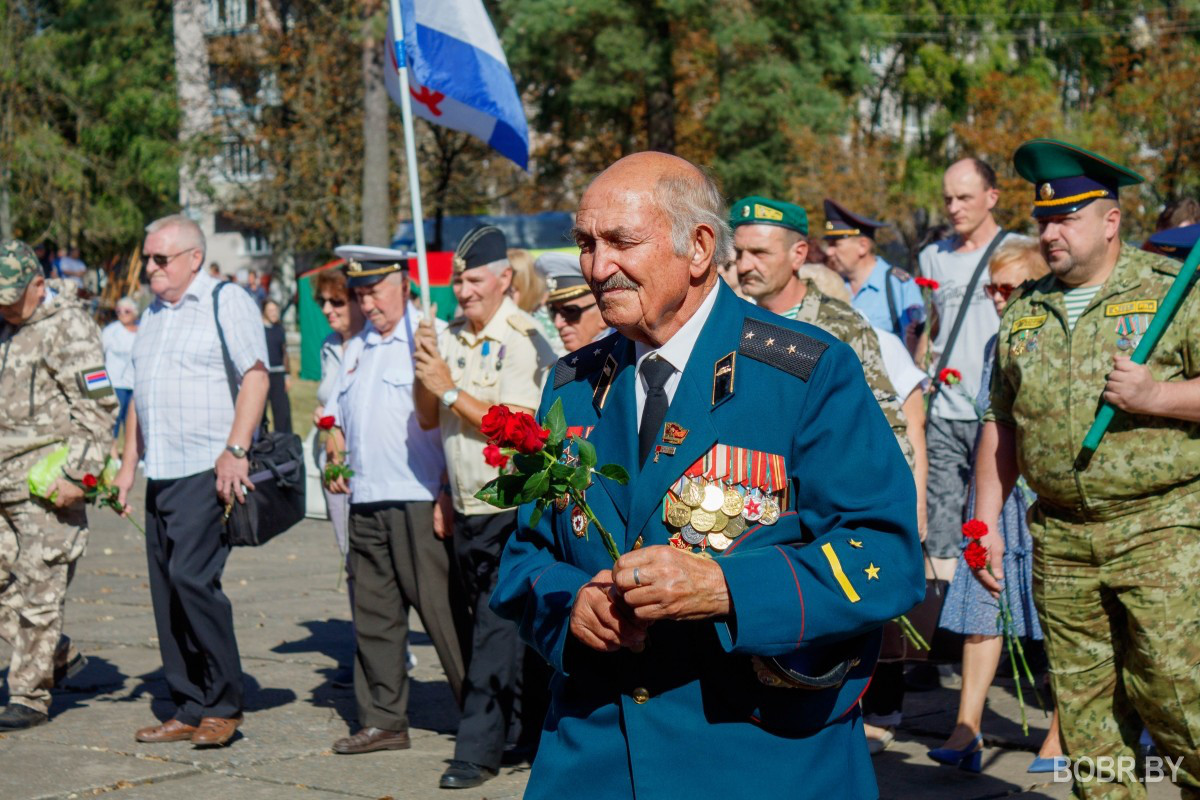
(483, 444, 509, 469)
(938, 367, 962, 385)
(480, 405, 513, 443)
(317, 415, 337, 431)
(82, 473, 98, 489)
(962, 519, 988, 540)
(964, 540, 989, 570)
(513, 415, 550, 454)
(915, 277, 940, 290)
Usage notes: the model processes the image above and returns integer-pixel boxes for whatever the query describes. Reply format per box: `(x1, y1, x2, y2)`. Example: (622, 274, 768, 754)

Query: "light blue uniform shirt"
(846, 257, 923, 338)
(332, 307, 446, 504)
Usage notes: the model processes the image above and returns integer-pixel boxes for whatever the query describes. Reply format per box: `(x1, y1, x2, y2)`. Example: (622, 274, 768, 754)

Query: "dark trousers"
(862, 661, 905, 724)
(348, 501, 466, 731)
(452, 510, 523, 771)
(265, 372, 292, 433)
(144, 470, 242, 724)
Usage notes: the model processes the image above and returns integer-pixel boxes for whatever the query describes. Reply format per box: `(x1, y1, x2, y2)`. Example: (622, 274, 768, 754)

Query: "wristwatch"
(440, 388, 461, 408)
(225, 444, 248, 459)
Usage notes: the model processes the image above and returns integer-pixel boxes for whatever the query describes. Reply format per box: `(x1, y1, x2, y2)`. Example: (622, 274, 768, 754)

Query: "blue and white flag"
(385, 0, 530, 170)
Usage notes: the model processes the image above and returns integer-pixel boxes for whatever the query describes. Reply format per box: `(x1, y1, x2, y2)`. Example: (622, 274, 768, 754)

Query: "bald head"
(573, 152, 727, 346)
(943, 158, 999, 240)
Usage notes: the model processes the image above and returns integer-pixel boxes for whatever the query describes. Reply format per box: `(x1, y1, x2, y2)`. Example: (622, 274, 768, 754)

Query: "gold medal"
(700, 483, 725, 513)
(723, 514, 747, 538)
(690, 508, 716, 532)
(707, 531, 733, 551)
(667, 501, 693, 528)
(760, 495, 780, 525)
(681, 478, 704, 507)
(710, 510, 729, 532)
(721, 485, 744, 517)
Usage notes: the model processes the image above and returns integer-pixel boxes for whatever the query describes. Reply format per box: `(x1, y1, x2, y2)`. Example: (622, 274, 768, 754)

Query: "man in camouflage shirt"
(974, 140, 1200, 798)
(730, 195, 912, 464)
(0, 240, 115, 729)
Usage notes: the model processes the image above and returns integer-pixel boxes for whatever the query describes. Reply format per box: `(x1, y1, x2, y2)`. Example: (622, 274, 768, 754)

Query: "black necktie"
(638, 357, 675, 464)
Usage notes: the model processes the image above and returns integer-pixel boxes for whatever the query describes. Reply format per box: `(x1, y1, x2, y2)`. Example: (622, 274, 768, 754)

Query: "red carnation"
(964, 540, 989, 570)
(480, 405, 513, 442)
(962, 519, 988, 540)
(82, 473, 98, 489)
(915, 277, 940, 290)
(938, 367, 962, 385)
(317, 415, 337, 431)
(483, 444, 509, 469)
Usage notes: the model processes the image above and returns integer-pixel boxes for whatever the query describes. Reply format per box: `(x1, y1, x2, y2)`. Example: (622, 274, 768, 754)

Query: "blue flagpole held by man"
(387, 0, 433, 321)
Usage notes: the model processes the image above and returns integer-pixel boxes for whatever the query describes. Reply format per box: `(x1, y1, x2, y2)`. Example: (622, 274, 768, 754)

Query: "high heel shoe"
(1028, 755, 1065, 773)
(927, 733, 984, 772)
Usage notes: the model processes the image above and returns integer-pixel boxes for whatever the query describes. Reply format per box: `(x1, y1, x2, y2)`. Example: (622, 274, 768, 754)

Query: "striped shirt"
(132, 270, 268, 480)
(1063, 285, 1103, 330)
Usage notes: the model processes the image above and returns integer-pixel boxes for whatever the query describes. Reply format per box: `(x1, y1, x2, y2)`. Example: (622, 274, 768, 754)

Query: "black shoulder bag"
(928, 229, 1006, 407)
(212, 284, 306, 547)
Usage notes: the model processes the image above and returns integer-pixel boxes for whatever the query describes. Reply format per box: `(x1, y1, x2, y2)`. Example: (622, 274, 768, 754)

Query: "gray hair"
(115, 296, 138, 312)
(145, 214, 206, 261)
(653, 168, 733, 268)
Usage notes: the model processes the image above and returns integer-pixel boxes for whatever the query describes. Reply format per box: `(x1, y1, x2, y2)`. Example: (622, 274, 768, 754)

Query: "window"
(243, 230, 270, 256)
(206, 0, 256, 34)
(221, 137, 263, 180)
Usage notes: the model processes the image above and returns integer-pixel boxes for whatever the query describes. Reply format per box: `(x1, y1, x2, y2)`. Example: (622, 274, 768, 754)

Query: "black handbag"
(213, 284, 306, 547)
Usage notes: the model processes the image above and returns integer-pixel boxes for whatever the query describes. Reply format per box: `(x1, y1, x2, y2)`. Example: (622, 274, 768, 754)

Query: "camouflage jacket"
(0, 280, 116, 502)
(785, 279, 914, 467)
(987, 245, 1200, 516)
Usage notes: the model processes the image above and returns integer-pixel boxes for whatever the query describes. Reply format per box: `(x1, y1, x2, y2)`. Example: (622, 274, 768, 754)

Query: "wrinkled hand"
(113, 465, 136, 516)
(50, 478, 85, 509)
(611, 545, 731, 622)
(570, 570, 648, 652)
(215, 450, 255, 506)
(970, 528, 1005, 598)
(433, 490, 454, 540)
(1104, 355, 1162, 415)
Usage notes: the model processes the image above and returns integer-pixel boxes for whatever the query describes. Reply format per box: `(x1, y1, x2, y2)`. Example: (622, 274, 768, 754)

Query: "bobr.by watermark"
(1052, 756, 1183, 784)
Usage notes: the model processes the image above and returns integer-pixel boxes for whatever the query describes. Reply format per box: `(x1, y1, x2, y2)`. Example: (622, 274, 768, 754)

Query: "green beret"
(730, 196, 808, 236)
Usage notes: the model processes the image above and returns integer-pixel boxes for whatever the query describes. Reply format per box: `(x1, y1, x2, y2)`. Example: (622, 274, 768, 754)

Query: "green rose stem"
(987, 564, 1044, 736)
(894, 613, 929, 651)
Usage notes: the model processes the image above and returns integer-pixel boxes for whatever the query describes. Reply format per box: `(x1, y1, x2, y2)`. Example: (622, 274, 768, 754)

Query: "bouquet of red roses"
(316, 415, 355, 485)
(963, 518, 1043, 734)
(476, 398, 629, 561)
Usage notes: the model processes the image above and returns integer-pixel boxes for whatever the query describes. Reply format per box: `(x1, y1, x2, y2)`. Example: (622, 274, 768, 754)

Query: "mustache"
(594, 273, 639, 292)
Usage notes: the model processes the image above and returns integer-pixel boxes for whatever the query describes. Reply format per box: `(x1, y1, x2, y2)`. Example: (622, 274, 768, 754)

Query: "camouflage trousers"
(0, 498, 87, 714)
(1031, 490, 1200, 800)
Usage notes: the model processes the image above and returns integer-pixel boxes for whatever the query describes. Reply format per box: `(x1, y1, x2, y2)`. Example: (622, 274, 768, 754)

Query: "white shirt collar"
(633, 282, 720, 375)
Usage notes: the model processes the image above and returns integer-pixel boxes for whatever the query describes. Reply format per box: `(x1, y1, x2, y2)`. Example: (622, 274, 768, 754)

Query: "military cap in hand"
(729, 196, 808, 236)
(1013, 139, 1143, 219)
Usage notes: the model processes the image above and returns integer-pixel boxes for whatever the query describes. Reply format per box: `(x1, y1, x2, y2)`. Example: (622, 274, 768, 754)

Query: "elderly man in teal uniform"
(491, 152, 924, 799)
(822, 199, 923, 345)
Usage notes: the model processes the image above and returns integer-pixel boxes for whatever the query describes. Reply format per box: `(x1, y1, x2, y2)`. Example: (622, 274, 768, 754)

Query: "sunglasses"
(318, 296, 348, 308)
(141, 247, 197, 269)
(550, 301, 597, 324)
(984, 283, 1017, 301)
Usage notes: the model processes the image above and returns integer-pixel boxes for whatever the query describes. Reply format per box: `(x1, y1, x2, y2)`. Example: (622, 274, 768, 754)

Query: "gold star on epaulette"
(745, 331, 755, 339)
(765, 338, 775, 346)
(787, 345, 797, 354)
(864, 563, 880, 580)
(848, 539, 863, 548)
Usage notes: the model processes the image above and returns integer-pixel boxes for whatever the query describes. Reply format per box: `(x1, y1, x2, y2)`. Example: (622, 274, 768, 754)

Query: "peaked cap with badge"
(536, 252, 591, 304)
(453, 224, 508, 277)
(821, 199, 885, 240)
(730, 196, 808, 236)
(1147, 222, 1200, 259)
(0, 239, 42, 305)
(492, 279, 923, 800)
(335, 244, 415, 289)
(1013, 138, 1144, 219)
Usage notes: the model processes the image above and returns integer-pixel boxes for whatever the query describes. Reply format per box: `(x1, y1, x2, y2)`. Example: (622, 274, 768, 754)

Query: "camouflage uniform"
(785, 278, 914, 466)
(0, 241, 115, 716)
(988, 245, 1200, 799)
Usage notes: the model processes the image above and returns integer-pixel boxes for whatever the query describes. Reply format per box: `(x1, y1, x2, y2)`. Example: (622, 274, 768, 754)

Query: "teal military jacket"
(492, 283, 923, 799)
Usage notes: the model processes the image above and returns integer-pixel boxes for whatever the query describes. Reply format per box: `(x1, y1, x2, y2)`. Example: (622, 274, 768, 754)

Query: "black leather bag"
(213, 285, 306, 547)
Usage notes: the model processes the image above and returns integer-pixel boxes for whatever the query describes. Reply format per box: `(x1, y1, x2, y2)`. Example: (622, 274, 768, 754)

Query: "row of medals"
(666, 477, 781, 555)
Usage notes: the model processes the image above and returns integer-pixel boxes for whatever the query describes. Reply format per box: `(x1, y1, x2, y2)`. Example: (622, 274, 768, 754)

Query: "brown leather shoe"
(135, 718, 198, 743)
(191, 715, 243, 748)
(332, 727, 411, 754)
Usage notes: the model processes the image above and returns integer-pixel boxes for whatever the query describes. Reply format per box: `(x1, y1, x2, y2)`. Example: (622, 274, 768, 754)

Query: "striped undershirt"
(1063, 285, 1103, 330)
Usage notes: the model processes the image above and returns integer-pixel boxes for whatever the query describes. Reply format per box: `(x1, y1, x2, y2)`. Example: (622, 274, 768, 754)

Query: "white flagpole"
(389, 0, 433, 321)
